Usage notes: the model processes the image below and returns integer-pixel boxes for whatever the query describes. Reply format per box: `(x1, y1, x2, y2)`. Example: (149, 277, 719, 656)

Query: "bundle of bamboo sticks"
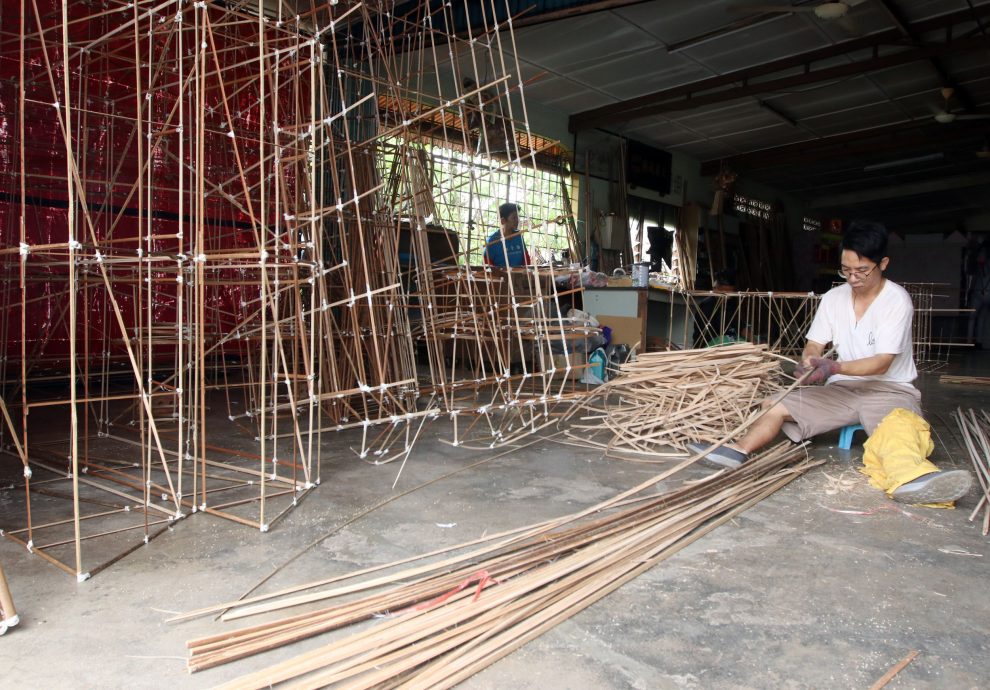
(940, 375, 990, 386)
(180, 442, 819, 687)
(953, 408, 990, 535)
(561, 343, 786, 459)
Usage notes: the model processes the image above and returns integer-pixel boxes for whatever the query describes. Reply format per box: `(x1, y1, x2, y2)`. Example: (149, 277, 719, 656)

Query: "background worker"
(689, 220, 972, 505)
(965, 239, 990, 349)
(484, 202, 531, 268)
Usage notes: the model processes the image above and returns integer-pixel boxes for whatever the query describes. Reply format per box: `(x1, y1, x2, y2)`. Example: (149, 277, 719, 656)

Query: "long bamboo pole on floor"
(186, 444, 820, 684)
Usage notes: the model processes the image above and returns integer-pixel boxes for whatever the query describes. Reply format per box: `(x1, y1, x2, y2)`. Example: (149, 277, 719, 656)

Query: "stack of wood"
(953, 408, 990, 535)
(561, 343, 785, 459)
(179, 442, 820, 687)
(940, 375, 990, 386)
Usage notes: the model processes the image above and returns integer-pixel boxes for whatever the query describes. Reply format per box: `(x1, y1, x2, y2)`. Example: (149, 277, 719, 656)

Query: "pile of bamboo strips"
(561, 343, 786, 459)
(940, 375, 990, 386)
(178, 442, 819, 687)
(953, 408, 990, 535)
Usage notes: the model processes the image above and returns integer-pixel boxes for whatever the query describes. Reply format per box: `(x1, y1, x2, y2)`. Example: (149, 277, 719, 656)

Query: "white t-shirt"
(806, 279, 917, 386)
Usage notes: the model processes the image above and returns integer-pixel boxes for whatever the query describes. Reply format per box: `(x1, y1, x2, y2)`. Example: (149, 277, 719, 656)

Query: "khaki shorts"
(779, 379, 922, 443)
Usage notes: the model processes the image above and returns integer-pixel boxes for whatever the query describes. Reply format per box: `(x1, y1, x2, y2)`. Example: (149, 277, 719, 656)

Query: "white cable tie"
(23, 466, 32, 479)
(193, 253, 206, 263)
(53, 100, 60, 110)
(260, 523, 269, 533)
(136, 247, 144, 257)
(26, 540, 33, 552)
(18, 242, 30, 257)
(77, 572, 91, 583)
(69, 239, 83, 251)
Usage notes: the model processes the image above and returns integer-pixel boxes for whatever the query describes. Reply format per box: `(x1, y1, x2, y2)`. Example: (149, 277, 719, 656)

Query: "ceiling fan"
(729, 1, 870, 21)
(931, 87, 990, 124)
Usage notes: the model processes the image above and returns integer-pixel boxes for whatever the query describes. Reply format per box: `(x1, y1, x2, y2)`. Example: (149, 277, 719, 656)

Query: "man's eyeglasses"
(837, 263, 879, 280)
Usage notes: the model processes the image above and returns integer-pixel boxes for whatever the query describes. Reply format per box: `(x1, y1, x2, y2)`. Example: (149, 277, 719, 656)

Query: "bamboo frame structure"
(900, 282, 952, 371)
(678, 284, 949, 366)
(0, 0, 590, 577)
(681, 289, 819, 354)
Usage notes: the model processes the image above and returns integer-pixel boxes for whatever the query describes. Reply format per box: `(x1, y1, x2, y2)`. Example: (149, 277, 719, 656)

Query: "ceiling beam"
(699, 119, 990, 175)
(809, 172, 990, 209)
(665, 12, 790, 53)
(569, 5, 990, 132)
(573, 34, 990, 130)
(877, 0, 977, 111)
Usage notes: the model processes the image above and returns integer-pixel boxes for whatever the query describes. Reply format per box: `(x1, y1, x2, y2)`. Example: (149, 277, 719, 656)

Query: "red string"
(404, 570, 499, 613)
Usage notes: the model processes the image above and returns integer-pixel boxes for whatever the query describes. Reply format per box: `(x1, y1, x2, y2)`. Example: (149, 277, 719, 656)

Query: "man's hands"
(793, 357, 841, 385)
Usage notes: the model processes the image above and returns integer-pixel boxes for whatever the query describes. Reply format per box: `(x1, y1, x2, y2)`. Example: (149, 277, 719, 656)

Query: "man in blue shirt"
(484, 202, 531, 267)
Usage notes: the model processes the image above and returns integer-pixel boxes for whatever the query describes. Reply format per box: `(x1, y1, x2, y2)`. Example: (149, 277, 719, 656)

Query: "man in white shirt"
(689, 220, 972, 504)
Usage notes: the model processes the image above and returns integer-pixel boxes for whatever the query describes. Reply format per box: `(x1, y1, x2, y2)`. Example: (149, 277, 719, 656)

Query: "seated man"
(689, 220, 972, 505)
(484, 202, 531, 268)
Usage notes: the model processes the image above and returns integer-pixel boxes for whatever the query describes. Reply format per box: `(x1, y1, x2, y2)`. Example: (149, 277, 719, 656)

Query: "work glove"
(793, 357, 840, 385)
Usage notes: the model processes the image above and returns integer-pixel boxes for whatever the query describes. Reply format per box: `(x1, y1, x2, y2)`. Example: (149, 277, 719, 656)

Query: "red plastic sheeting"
(0, 0, 313, 373)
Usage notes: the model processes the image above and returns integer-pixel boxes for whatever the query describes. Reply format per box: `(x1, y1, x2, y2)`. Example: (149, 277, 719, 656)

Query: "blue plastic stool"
(838, 423, 865, 450)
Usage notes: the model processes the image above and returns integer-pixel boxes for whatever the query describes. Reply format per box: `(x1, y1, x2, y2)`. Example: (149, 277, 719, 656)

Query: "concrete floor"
(1, 351, 988, 689)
